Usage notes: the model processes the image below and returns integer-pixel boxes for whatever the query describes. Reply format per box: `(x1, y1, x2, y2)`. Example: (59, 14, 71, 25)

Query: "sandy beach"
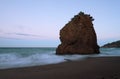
(0, 56, 120, 79)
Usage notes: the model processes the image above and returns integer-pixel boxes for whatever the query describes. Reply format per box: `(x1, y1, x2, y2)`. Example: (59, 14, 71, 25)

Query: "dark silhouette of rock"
(102, 40, 120, 48)
(56, 12, 100, 54)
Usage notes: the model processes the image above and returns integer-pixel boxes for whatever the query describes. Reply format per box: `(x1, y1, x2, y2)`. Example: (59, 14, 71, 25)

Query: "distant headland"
(102, 40, 120, 48)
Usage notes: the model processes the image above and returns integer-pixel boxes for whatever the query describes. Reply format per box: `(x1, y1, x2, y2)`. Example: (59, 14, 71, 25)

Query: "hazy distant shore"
(0, 56, 120, 79)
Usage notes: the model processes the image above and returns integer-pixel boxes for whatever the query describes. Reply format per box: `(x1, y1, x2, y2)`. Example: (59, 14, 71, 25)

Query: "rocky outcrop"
(56, 12, 100, 54)
(102, 40, 120, 48)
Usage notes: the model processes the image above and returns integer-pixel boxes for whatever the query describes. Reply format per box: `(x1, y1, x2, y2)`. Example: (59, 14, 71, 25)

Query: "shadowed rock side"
(56, 12, 100, 54)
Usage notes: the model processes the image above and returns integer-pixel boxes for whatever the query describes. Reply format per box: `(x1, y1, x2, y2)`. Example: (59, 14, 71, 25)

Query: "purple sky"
(0, 0, 120, 47)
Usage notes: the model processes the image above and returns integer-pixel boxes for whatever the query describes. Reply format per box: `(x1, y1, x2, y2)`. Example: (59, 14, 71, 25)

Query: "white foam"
(0, 48, 120, 69)
(0, 52, 87, 69)
(0, 53, 66, 69)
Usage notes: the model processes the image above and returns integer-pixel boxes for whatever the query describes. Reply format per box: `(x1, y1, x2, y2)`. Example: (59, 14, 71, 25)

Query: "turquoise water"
(0, 48, 120, 69)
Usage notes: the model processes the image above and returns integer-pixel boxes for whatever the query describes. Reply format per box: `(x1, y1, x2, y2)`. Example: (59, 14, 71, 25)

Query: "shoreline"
(0, 56, 120, 79)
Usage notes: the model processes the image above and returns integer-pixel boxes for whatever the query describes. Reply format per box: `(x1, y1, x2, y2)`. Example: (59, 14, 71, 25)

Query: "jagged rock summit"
(56, 12, 100, 54)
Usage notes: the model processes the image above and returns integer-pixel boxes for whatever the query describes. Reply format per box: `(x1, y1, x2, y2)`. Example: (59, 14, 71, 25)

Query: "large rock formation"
(56, 12, 100, 54)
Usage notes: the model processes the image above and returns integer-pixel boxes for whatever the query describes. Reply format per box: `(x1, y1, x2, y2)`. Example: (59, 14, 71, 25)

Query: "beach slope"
(0, 57, 120, 79)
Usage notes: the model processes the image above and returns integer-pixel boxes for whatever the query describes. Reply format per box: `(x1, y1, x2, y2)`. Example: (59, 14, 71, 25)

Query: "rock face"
(56, 12, 100, 54)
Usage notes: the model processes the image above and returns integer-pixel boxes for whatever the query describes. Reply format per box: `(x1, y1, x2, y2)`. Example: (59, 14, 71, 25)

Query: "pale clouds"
(0, 24, 58, 40)
(7, 32, 42, 37)
(0, 31, 45, 40)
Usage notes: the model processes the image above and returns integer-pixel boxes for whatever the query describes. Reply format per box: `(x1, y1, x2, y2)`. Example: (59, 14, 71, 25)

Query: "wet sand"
(0, 56, 120, 79)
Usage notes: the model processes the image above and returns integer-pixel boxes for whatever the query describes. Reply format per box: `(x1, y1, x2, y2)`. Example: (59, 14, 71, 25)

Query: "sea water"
(0, 47, 120, 69)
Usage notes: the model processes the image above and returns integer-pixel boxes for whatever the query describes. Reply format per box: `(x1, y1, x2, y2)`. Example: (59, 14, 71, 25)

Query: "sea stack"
(56, 12, 100, 54)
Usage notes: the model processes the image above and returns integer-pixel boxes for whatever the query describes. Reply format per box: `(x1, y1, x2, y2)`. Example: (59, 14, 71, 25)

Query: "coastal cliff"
(56, 12, 100, 54)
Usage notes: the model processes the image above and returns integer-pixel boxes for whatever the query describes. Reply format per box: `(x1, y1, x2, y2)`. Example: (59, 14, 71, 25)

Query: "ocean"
(0, 47, 120, 69)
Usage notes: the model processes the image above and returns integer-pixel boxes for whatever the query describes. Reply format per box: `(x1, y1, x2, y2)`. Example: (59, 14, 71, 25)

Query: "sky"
(0, 0, 120, 47)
